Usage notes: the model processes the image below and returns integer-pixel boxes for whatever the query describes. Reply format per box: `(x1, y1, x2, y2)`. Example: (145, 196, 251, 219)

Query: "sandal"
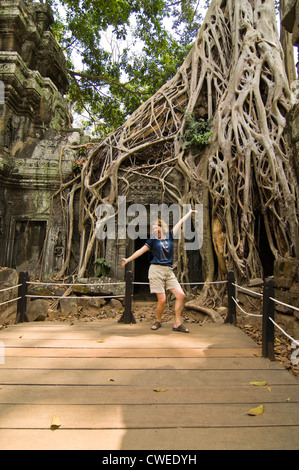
(172, 323, 190, 333)
(151, 321, 162, 330)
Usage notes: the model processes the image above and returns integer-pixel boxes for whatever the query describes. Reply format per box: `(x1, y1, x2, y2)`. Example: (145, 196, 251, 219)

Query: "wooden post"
(118, 270, 136, 324)
(16, 272, 29, 324)
(225, 270, 237, 325)
(262, 277, 275, 361)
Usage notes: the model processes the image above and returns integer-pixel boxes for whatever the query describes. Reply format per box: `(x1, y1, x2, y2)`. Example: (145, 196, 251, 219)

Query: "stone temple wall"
(0, 0, 87, 279)
(274, 259, 299, 339)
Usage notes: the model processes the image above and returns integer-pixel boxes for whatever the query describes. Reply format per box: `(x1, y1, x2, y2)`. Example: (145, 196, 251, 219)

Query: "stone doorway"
(10, 219, 47, 275)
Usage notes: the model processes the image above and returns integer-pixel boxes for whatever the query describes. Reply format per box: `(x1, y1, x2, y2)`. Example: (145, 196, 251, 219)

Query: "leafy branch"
(184, 112, 213, 150)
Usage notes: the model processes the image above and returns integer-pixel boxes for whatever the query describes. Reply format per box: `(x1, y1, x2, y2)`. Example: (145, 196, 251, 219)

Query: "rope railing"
(1, 271, 298, 361)
(25, 279, 125, 303)
(6, 272, 126, 324)
(269, 296, 299, 312)
(28, 281, 125, 287)
(132, 280, 227, 286)
(226, 271, 299, 361)
(0, 283, 22, 307)
(232, 282, 263, 298)
(268, 317, 299, 347)
(231, 296, 262, 317)
(0, 284, 22, 293)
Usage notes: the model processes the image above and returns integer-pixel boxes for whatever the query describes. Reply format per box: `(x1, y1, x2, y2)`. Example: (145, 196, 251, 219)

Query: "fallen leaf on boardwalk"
(97, 339, 105, 343)
(250, 381, 267, 386)
(247, 405, 264, 416)
(153, 388, 167, 392)
(51, 415, 61, 429)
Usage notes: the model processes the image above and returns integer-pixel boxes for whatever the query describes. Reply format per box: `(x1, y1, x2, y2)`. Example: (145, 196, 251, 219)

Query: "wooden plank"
(0, 426, 298, 450)
(3, 347, 261, 358)
(0, 384, 298, 405)
(1, 337, 258, 348)
(0, 368, 296, 386)
(1, 356, 284, 370)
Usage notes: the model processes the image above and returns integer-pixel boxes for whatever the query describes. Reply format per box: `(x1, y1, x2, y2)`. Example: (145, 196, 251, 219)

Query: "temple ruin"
(0, 0, 86, 278)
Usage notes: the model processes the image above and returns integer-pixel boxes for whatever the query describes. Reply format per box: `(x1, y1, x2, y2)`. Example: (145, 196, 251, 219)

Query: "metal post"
(16, 272, 29, 324)
(118, 270, 136, 324)
(262, 277, 275, 361)
(225, 270, 237, 325)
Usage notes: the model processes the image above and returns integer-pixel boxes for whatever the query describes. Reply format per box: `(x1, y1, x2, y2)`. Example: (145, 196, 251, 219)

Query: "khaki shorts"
(148, 264, 181, 294)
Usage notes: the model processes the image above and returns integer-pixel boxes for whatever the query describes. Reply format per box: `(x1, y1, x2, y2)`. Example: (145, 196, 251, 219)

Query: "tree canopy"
(46, 0, 209, 136)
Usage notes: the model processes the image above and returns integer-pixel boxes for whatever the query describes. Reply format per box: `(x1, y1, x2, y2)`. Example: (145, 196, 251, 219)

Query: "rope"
(26, 295, 125, 300)
(270, 296, 299, 312)
(27, 281, 125, 287)
(0, 284, 21, 293)
(232, 283, 263, 298)
(269, 317, 299, 346)
(0, 297, 21, 307)
(180, 280, 228, 285)
(232, 296, 262, 317)
(132, 280, 228, 286)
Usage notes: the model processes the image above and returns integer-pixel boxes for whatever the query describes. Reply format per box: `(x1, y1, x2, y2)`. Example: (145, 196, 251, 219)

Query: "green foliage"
(184, 112, 213, 150)
(46, 0, 207, 137)
(94, 257, 111, 277)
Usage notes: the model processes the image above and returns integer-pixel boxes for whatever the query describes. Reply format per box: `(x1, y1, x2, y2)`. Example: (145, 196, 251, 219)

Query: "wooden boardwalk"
(0, 320, 298, 450)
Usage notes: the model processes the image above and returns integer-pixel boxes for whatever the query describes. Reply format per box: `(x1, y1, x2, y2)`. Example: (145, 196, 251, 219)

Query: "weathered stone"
(0, 267, 19, 308)
(248, 278, 264, 287)
(86, 297, 107, 308)
(26, 299, 48, 321)
(75, 277, 125, 297)
(283, 260, 298, 280)
(281, 0, 299, 46)
(0, 1, 89, 279)
(109, 299, 123, 311)
(275, 276, 294, 289)
(275, 289, 294, 314)
(60, 298, 78, 316)
(290, 283, 299, 299)
(273, 260, 285, 277)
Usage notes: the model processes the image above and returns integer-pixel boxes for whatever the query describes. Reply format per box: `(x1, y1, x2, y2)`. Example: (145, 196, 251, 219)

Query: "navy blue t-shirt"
(145, 230, 174, 267)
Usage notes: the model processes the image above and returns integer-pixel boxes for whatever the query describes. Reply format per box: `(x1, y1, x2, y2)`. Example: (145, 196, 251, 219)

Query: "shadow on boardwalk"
(0, 320, 298, 450)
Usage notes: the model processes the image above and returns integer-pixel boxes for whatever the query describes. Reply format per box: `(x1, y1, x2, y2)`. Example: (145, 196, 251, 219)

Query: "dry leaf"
(153, 388, 167, 392)
(247, 405, 264, 416)
(97, 339, 105, 343)
(250, 381, 267, 386)
(51, 415, 61, 429)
